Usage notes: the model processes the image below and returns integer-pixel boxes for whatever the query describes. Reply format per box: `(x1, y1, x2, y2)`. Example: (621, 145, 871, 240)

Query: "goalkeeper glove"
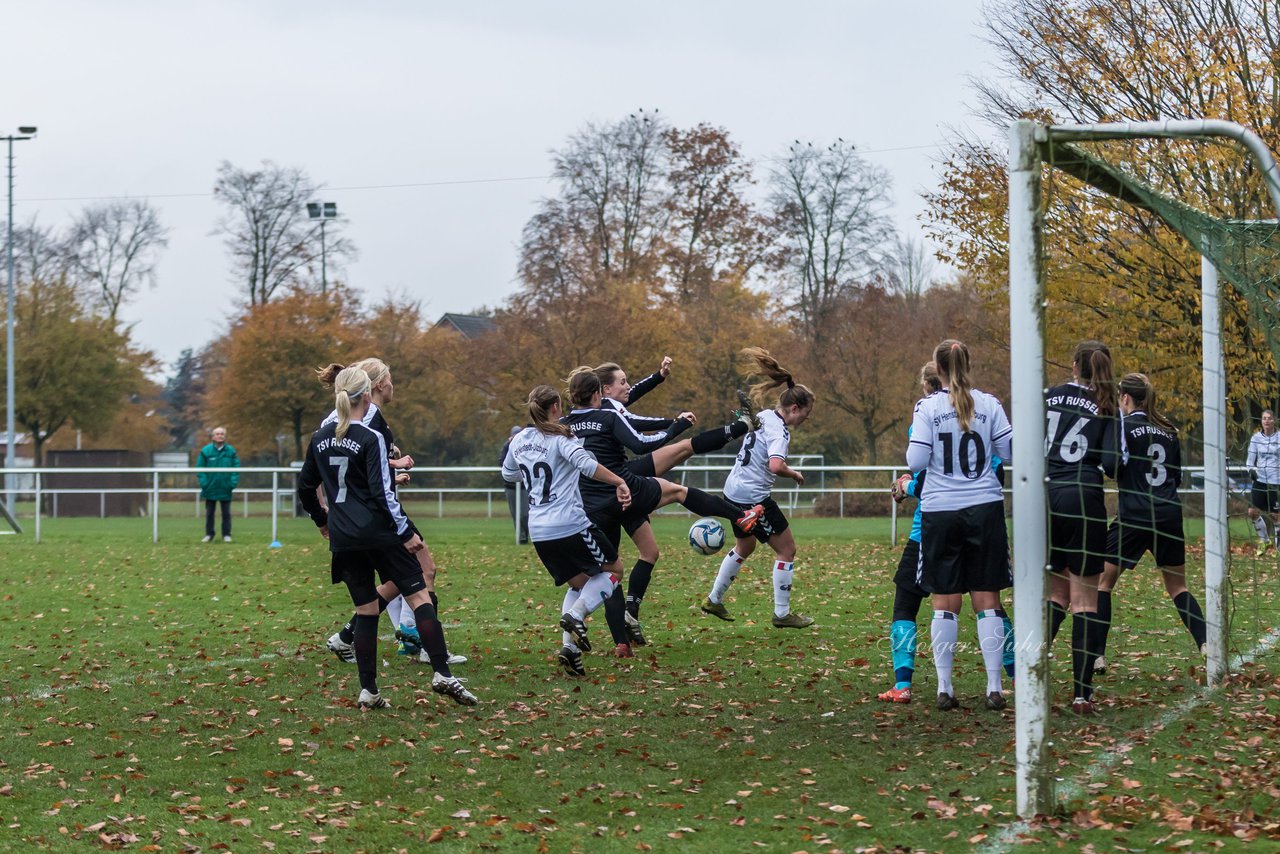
(891, 473, 913, 503)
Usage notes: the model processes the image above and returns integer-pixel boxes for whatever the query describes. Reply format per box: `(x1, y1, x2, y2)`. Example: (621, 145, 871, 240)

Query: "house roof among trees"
(434, 313, 496, 339)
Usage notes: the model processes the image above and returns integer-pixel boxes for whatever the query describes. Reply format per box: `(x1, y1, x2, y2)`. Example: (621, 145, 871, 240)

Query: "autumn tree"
(68, 199, 169, 320)
(209, 286, 366, 459)
(213, 160, 355, 305)
(2, 275, 150, 464)
(928, 0, 1280, 428)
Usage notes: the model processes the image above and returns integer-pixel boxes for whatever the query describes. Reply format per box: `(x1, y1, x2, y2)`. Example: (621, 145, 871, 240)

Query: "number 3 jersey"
(1108, 410, 1182, 519)
(501, 427, 601, 541)
(906, 389, 1012, 512)
(724, 408, 790, 505)
(1044, 382, 1113, 488)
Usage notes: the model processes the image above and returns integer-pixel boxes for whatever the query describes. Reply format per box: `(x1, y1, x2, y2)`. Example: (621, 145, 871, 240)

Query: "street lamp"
(4, 125, 36, 516)
(306, 201, 337, 294)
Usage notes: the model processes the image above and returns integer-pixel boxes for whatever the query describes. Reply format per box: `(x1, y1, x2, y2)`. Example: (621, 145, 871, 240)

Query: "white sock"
(976, 610, 1006, 694)
(399, 596, 417, 629)
(710, 549, 745, 603)
(385, 596, 402, 627)
(572, 573, 617, 619)
(561, 588, 581, 646)
(772, 560, 794, 618)
(1254, 516, 1269, 540)
(931, 610, 959, 696)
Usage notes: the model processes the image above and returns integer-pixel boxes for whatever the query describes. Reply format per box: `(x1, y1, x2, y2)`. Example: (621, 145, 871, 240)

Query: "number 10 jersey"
(907, 388, 1012, 512)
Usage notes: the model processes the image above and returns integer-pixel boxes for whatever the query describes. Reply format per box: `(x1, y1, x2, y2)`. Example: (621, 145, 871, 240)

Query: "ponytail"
(1119, 373, 1176, 433)
(318, 358, 390, 390)
(528, 385, 572, 437)
(316, 362, 345, 387)
(333, 367, 371, 439)
(934, 339, 974, 431)
(739, 347, 815, 411)
(1073, 340, 1116, 416)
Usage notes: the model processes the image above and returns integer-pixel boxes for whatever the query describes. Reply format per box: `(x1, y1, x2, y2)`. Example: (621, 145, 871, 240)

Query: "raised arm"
(607, 409, 691, 453)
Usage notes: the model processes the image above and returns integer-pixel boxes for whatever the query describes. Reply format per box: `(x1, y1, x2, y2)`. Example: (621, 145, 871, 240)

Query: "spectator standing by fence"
(197, 426, 240, 542)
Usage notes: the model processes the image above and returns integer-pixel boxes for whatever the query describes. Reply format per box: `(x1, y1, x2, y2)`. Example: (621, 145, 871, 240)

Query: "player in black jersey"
(298, 367, 477, 710)
(1043, 340, 1117, 713)
(316, 360, 465, 668)
(592, 359, 758, 646)
(1094, 373, 1206, 705)
(562, 368, 764, 656)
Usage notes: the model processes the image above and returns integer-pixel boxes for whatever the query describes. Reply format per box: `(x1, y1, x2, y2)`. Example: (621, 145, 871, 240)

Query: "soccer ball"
(688, 517, 726, 555)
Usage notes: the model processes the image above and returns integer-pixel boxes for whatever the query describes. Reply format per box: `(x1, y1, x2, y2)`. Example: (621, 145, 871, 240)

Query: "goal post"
(1006, 118, 1280, 818)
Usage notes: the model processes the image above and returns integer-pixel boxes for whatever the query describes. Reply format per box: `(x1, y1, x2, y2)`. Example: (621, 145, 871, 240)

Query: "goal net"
(1007, 120, 1280, 818)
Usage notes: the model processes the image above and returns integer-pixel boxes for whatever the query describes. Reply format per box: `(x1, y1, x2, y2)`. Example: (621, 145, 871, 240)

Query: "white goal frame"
(1007, 119, 1280, 818)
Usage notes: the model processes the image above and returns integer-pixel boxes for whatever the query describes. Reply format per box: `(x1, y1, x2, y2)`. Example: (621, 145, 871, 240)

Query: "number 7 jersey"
(907, 389, 1012, 512)
(501, 427, 601, 541)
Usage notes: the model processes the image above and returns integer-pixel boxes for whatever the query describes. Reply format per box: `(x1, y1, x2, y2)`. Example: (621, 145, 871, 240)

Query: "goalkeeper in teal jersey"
(879, 363, 1014, 704)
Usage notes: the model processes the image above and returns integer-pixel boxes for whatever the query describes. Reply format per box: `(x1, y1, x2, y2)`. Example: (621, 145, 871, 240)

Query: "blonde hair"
(934, 339, 974, 431)
(317, 358, 390, 390)
(333, 367, 371, 439)
(739, 347, 815, 411)
(528, 385, 572, 437)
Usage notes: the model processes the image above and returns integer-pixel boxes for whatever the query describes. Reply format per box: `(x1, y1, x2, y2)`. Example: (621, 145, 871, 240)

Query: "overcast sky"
(7, 0, 999, 372)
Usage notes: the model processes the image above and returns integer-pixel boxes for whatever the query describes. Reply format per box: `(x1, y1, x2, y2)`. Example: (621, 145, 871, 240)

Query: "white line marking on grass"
(979, 626, 1280, 854)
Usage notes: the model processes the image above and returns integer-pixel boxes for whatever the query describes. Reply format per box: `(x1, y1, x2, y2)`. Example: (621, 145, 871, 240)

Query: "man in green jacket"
(197, 426, 241, 542)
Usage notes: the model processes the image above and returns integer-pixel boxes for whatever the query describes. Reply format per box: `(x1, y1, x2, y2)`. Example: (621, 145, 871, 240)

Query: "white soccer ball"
(688, 517, 726, 556)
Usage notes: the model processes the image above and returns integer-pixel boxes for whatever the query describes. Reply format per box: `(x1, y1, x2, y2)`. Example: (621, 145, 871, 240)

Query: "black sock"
(353, 614, 380, 693)
(604, 584, 629, 644)
(340, 594, 389, 644)
(1172, 591, 1207, 648)
(1048, 600, 1068, 643)
(1096, 590, 1112, 658)
(627, 561, 655, 615)
(1071, 612, 1098, 700)
(413, 601, 452, 678)
(680, 486, 743, 521)
(429, 590, 439, 610)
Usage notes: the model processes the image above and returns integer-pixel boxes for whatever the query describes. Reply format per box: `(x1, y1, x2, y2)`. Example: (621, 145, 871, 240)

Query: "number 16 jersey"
(1044, 381, 1110, 488)
(501, 427, 601, 541)
(907, 388, 1012, 512)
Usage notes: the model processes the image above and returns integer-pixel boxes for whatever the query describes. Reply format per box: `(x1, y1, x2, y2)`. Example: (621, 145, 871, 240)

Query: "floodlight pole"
(5, 127, 36, 518)
(1008, 120, 1052, 819)
(1201, 252, 1229, 685)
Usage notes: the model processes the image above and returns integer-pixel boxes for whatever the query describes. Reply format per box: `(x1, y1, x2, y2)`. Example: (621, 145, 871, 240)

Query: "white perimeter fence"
(0, 461, 1252, 545)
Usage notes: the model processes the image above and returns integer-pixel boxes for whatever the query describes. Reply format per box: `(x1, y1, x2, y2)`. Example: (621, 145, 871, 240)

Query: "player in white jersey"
(315, 360, 465, 668)
(702, 348, 816, 629)
(1247, 409, 1280, 552)
(906, 339, 1013, 711)
(502, 385, 633, 677)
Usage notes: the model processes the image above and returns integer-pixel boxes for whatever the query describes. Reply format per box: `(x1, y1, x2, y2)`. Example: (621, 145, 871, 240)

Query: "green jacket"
(197, 442, 240, 501)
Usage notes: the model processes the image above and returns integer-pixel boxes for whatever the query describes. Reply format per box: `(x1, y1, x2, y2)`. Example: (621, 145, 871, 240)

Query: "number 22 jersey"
(501, 427, 601, 541)
(907, 389, 1012, 512)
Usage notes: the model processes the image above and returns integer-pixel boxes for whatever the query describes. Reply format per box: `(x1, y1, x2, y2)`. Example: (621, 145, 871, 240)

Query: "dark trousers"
(504, 485, 529, 544)
(205, 500, 232, 537)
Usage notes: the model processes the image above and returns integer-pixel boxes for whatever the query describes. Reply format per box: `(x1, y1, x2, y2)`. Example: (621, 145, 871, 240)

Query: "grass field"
(1, 515, 1278, 852)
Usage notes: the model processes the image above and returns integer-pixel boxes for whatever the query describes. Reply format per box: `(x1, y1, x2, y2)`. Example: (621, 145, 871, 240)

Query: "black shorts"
(1105, 513, 1185, 570)
(332, 544, 426, 605)
(894, 538, 929, 596)
(534, 526, 619, 586)
(1251, 482, 1280, 513)
(623, 455, 657, 479)
(724, 495, 788, 543)
(919, 501, 1011, 595)
(1048, 483, 1107, 577)
(586, 477, 663, 549)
